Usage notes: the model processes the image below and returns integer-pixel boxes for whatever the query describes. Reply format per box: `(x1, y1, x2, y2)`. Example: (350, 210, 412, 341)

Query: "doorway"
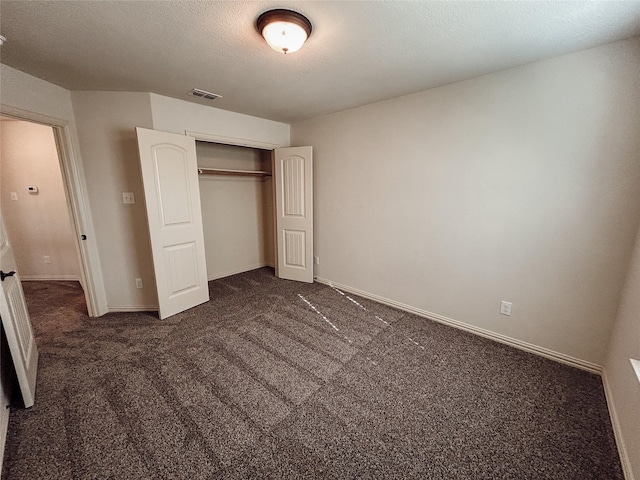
(0, 116, 86, 313)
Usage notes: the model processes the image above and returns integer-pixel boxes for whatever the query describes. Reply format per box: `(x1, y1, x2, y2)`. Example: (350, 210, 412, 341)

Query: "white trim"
(602, 371, 635, 480)
(21, 275, 80, 282)
(110, 262, 277, 309)
(0, 106, 65, 129)
(185, 131, 281, 150)
(314, 276, 603, 374)
(53, 124, 108, 316)
(207, 262, 273, 282)
(108, 305, 158, 313)
(0, 105, 108, 317)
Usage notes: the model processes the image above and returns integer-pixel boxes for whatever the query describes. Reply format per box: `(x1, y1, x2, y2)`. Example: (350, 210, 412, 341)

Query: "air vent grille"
(187, 88, 222, 101)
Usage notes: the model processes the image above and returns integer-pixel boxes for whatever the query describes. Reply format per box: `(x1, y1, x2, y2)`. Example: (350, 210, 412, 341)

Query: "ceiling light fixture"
(257, 9, 312, 55)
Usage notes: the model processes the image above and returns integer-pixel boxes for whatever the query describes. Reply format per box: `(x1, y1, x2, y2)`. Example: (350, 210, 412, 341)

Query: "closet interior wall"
(196, 141, 274, 280)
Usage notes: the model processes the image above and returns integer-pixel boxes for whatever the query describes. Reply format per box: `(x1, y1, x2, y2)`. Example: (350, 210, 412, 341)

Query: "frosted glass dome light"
(257, 9, 312, 55)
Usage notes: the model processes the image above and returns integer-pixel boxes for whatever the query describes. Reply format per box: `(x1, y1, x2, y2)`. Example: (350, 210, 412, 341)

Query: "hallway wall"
(1, 118, 80, 280)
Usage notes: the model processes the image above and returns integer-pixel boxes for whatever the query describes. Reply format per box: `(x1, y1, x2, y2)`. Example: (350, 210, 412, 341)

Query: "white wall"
(150, 93, 290, 147)
(1, 119, 80, 280)
(71, 92, 156, 310)
(605, 219, 640, 479)
(292, 37, 640, 367)
(196, 142, 274, 280)
(0, 64, 76, 123)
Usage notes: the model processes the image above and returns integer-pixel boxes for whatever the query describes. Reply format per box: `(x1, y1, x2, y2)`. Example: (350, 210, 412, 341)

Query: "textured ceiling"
(1, 1, 640, 123)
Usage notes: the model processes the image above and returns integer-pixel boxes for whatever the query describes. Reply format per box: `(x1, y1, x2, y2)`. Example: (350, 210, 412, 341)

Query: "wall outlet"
(135, 278, 143, 289)
(10, 192, 18, 201)
(500, 301, 512, 316)
(43, 255, 51, 264)
(313, 256, 319, 265)
(122, 192, 136, 204)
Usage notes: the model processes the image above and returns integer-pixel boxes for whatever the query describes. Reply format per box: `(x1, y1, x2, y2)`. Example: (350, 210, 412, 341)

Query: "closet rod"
(197, 167, 272, 178)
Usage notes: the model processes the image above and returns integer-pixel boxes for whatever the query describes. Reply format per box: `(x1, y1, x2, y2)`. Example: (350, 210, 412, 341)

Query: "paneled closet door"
(274, 146, 313, 283)
(136, 127, 209, 319)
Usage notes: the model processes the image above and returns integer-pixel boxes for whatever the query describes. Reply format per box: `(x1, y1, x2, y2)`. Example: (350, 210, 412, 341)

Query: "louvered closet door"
(136, 127, 209, 319)
(0, 214, 38, 408)
(274, 146, 313, 283)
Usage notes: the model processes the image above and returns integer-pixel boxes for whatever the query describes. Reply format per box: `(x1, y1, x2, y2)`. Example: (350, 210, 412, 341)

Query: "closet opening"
(136, 126, 313, 318)
(195, 141, 275, 281)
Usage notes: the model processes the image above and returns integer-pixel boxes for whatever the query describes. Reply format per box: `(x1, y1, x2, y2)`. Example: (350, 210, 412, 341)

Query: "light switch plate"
(500, 301, 512, 316)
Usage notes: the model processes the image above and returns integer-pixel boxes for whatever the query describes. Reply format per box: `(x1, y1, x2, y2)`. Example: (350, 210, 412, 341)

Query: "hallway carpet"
(3, 269, 623, 479)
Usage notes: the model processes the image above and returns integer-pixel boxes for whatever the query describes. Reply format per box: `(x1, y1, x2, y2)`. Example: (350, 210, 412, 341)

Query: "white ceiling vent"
(187, 88, 222, 101)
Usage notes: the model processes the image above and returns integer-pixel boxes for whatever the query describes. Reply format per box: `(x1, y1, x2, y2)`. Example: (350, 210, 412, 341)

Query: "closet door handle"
(0, 270, 16, 281)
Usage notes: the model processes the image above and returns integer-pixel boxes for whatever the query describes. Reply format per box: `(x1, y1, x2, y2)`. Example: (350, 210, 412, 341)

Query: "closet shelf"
(197, 167, 272, 178)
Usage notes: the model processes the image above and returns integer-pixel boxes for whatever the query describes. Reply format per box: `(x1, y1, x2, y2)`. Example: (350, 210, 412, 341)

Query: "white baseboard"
(20, 275, 80, 281)
(106, 263, 277, 313)
(314, 276, 602, 375)
(207, 262, 273, 281)
(601, 370, 635, 480)
(107, 305, 158, 313)
(314, 278, 634, 471)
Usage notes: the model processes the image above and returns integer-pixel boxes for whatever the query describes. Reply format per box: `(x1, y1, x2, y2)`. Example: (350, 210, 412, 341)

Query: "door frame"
(185, 131, 282, 150)
(0, 105, 108, 317)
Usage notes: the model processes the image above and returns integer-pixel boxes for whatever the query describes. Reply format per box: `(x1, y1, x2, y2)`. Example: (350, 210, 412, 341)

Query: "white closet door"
(0, 215, 38, 408)
(274, 146, 313, 283)
(136, 128, 209, 319)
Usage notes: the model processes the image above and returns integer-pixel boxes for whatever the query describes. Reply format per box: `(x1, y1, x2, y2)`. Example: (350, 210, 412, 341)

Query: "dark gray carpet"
(3, 268, 623, 479)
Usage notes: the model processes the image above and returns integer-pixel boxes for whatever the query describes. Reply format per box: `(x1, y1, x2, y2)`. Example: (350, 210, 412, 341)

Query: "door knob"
(0, 270, 16, 281)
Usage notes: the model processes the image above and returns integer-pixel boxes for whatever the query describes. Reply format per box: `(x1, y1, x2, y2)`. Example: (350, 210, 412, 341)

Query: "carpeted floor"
(3, 268, 623, 479)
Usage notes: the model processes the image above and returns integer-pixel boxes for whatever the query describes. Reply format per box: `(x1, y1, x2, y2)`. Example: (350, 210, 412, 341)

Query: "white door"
(274, 146, 313, 283)
(0, 215, 38, 408)
(136, 128, 209, 319)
